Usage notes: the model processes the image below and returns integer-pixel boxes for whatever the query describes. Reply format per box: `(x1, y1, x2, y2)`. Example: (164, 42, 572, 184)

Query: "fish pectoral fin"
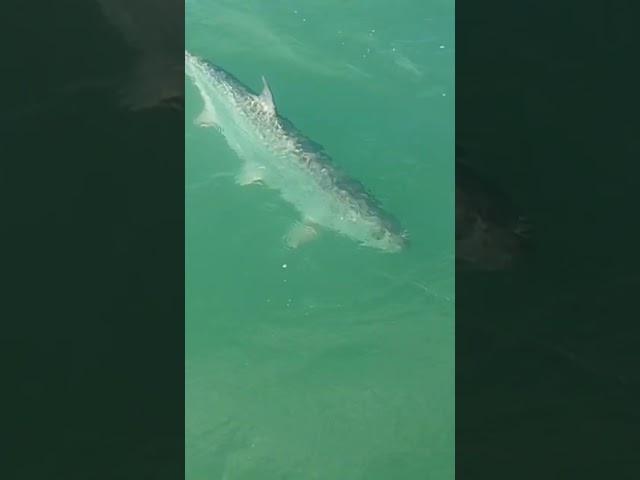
(195, 103, 219, 128)
(236, 164, 265, 186)
(284, 221, 319, 249)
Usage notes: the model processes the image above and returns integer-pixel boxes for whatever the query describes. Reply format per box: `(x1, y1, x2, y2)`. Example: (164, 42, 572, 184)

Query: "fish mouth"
(456, 217, 533, 270)
(365, 230, 408, 253)
(384, 230, 410, 252)
(397, 230, 411, 250)
(158, 95, 184, 111)
(513, 215, 533, 239)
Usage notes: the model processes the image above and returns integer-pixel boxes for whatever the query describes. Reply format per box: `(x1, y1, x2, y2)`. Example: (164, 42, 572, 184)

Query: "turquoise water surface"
(186, 1, 454, 478)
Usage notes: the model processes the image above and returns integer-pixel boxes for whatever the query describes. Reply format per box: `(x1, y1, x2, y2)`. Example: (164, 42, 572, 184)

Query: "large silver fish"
(185, 51, 407, 252)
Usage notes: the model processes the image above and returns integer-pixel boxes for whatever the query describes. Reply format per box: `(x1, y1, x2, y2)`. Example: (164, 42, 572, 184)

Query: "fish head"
(456, 214, 532, 270)
(365, 219, 409, 253)
(157, 93, 184, 111)
(455, 161, 533, 270)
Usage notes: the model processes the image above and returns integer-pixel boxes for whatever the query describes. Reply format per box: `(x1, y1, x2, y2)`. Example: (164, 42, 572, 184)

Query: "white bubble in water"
(282, 263, 288, 269)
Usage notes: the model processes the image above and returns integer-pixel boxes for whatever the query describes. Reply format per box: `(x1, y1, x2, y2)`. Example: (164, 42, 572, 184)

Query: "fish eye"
(371, 228, 385, 240)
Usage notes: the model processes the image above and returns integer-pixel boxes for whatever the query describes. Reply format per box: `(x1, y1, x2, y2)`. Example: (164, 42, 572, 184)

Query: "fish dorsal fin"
(259, 76, 276, 113)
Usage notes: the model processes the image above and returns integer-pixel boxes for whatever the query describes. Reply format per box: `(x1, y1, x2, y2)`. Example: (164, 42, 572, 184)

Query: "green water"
(186, 1, 454, 478)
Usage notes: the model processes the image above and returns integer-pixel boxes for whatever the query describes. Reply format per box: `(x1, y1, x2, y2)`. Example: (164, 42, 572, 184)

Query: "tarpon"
(185, 50, 407, 252)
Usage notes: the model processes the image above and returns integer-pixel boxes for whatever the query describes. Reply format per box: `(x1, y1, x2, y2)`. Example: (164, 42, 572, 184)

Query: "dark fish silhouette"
(456, 147, 532, 270)
(97, 0, 183, 111)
